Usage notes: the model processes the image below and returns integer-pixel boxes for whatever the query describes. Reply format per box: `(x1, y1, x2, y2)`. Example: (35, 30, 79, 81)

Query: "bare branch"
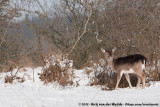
(0, 20, 11, 47)
(66, 7, 92, 58)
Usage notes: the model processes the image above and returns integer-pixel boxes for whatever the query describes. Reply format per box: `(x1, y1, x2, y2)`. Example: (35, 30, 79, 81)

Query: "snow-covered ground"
(0, 67, 160, 107)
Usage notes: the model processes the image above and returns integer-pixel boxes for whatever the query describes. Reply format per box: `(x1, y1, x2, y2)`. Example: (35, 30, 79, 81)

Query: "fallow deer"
(101, 48, 147, 90)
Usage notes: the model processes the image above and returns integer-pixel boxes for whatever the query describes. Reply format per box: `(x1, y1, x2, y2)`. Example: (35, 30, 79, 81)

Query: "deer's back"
(114, 54, 147, 66)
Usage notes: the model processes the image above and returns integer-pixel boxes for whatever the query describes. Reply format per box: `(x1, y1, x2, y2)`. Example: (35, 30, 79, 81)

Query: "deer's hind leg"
(142, 71, 146, 89)
(137, 70, 146, 89)
(136, 76, 141, 89)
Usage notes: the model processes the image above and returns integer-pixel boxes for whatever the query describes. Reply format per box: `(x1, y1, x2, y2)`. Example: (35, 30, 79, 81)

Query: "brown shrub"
(39, 61, 74, 87)
(147, 67, 160, 82)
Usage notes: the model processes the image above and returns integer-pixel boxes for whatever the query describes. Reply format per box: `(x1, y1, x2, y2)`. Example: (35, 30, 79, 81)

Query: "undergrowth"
(39, 55, 74, 87)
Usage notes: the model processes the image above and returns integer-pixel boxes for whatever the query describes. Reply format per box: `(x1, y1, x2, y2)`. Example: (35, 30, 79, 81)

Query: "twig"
(33, 68, 35, 82)
(8, 47, 34, 80)
(66, 7, 92, 58)
(0, 20, 11, 47)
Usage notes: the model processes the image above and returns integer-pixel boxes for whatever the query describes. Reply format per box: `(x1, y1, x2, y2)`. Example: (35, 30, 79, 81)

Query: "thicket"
(15, 0, 160, 69)
(0, 0, 160, 87)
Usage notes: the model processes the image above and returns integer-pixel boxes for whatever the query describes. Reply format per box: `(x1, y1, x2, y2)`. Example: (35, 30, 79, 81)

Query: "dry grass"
(5, 75, 25, 83)
(4, 67, 25, 83)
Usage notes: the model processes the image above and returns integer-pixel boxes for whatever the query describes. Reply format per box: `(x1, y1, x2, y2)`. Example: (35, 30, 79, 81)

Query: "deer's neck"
(107, 58, 115, 70)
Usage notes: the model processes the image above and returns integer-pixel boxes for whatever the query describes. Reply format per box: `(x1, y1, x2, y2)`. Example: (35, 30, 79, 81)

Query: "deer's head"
(101, 47, 116, 62)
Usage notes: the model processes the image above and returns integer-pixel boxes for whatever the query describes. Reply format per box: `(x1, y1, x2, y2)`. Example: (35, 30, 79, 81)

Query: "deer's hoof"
(114, 88, 118, 90)
(136, 87, 139, 89)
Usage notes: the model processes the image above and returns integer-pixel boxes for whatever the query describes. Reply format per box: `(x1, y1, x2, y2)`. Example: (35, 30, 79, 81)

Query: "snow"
(0, 67, 160, 107)
(73, 70, 91, 86)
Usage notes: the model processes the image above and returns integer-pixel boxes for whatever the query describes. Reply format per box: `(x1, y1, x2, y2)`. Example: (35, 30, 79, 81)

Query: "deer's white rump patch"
(142, 64, 145, 70)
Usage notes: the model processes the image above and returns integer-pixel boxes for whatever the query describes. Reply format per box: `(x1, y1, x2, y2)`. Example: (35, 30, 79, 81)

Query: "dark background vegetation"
(0, 0, 160, 86)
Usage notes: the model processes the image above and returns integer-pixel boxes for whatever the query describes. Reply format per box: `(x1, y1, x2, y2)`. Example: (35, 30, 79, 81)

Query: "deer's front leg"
(115, 73, 121, 90)
(124, 74, 132, 89)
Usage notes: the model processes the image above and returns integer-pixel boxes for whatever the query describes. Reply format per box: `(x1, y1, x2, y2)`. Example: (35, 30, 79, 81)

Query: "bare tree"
(11, 0, 160, 71)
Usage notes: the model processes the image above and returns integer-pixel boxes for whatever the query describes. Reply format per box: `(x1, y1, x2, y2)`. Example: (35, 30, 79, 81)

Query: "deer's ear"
(101, 48, 105, 53)
(112, 47, 116, 53)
